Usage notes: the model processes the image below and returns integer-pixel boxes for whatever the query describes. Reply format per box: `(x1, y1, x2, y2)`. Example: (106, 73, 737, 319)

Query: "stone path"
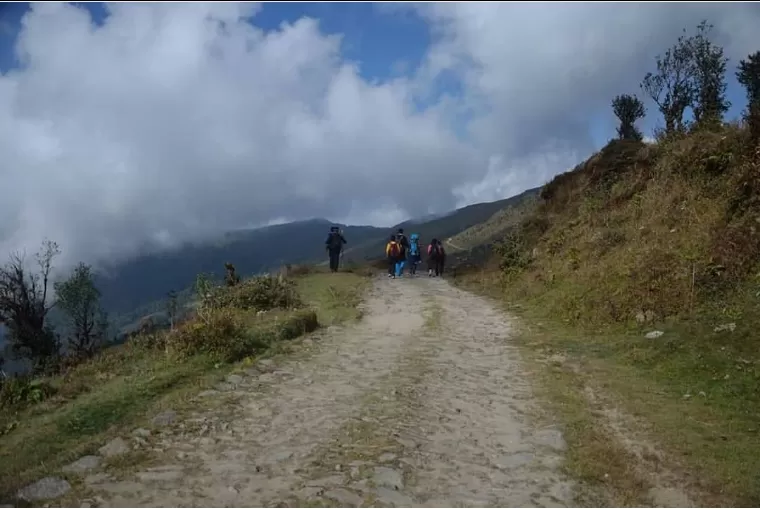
(21, 276, 572, 507)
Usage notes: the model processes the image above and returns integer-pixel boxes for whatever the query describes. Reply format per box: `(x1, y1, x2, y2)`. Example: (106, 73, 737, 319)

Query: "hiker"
(395, 228, 410, 277)
(385, 235, 402, 279)
(428, 238, 446, 277)
(408, 233, 421, 276)
(325, 226, 347, 273)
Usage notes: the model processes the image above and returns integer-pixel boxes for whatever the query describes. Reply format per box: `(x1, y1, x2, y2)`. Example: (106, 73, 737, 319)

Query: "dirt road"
(70, 276, 572, 507)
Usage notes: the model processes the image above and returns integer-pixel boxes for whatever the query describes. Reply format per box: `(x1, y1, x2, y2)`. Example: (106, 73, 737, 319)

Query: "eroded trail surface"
(75, 277, 572, 507)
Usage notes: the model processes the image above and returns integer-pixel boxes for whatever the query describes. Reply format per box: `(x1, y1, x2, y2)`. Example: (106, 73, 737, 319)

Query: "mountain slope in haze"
(97, 219, 384, 313)
(342, 187, 541, 263)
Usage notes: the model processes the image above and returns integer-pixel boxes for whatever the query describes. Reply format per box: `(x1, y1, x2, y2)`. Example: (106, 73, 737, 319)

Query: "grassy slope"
(453, 127, 760, 506)
(0, 270, 369, 503)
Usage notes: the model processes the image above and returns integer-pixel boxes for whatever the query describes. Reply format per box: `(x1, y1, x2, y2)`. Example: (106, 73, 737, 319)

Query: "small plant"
(194, 273, 221, 326)
(215, 274, 302, 311)
(0, 376, 56, 409)
(166, 307, 249, 361)
(494, 231, 531, 274)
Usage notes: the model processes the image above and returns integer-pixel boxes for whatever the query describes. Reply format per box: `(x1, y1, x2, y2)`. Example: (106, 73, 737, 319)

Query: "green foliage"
(688, 21, 730, 127)
(736, 51, 760, 143)
(494, 231, 531, 274)
(54, 262, 108, 360)
(0, 376, 56, 410)
(193, 272, 219, 326)
(165, 307, 317, 362)
(611, 94, 646, 141)
(157, 272, 308, 362)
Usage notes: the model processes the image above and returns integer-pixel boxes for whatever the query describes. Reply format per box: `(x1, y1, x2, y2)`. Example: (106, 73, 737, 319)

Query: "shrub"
(0, 376, 57, 410)
(215, 274, 302, 311)
(165, 307, 318, 362)
(166, 307, 248, 361)
(494, 231, 531, 274)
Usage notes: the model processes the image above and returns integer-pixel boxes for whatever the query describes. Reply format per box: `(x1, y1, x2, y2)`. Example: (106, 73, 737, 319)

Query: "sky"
(1, 2, 760, 269)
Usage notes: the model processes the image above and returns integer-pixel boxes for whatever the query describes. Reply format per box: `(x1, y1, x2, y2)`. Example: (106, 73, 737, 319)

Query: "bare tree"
(0, 240, 61, 372)
(641, 31, 694, 134)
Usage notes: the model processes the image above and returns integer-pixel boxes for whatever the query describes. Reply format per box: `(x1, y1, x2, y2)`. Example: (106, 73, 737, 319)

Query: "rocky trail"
(23, 276, 573, 508)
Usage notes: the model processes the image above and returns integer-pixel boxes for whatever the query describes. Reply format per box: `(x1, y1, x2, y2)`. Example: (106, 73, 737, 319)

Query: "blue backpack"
(409, 234, 420, 256)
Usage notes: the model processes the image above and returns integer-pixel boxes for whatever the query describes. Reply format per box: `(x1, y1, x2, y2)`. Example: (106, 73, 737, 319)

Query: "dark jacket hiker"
(427, 238, 446, 277)
(325, 226, 347, 272)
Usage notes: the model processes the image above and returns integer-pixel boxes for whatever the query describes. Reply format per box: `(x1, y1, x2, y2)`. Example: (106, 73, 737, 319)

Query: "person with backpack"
(385, 235, 402, 278)
(394, 228, 410, 277)
(407, 233, 421, 276)
(437, 240, 446, 277)
(325, 226, 347, 273)
(427, 238, 446, 277)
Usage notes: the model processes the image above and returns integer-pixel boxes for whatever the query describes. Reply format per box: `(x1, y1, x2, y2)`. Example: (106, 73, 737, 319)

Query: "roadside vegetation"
(454, 21, 760, 506)
(0, 264, 369, 502)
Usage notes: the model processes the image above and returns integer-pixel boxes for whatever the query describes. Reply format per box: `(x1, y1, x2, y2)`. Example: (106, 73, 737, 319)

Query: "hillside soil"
(24, 276, 574, 508)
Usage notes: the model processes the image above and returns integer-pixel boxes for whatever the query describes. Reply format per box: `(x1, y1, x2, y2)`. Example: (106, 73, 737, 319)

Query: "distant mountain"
(97, 219, 384, 313)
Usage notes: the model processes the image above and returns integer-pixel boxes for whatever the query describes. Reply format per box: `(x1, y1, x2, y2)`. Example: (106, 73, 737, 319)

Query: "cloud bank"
(1, 2, 760, 268)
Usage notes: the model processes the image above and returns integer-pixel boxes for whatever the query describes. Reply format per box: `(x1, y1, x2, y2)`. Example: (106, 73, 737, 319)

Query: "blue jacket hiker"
(408, 233, 421, 275)
(394, 228, 410, 277)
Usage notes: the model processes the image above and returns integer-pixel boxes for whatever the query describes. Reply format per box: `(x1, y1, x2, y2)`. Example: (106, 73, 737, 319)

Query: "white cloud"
(1, 2, 760, 268)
